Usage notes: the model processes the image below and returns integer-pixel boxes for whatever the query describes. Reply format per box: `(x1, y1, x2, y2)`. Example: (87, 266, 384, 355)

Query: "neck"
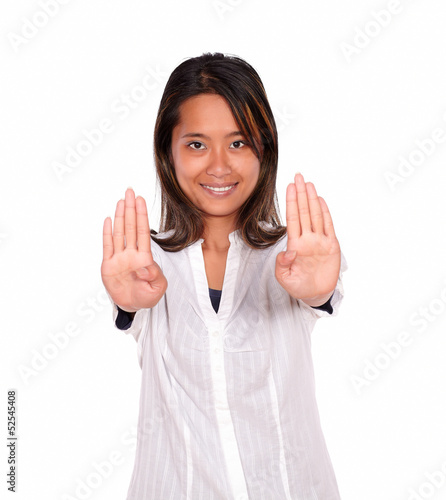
(201, 215, 237, 252)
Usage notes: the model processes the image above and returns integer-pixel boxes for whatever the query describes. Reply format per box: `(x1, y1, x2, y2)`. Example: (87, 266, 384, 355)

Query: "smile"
(202, 184, 237, 192)
(200, 183, 239, 197)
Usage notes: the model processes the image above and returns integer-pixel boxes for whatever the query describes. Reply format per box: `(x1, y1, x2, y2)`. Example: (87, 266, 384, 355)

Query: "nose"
(206, 146, 232, 178)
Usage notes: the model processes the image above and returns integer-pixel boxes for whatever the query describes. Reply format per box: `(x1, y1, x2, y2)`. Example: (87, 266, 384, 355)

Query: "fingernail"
(284, 250, 296, 260)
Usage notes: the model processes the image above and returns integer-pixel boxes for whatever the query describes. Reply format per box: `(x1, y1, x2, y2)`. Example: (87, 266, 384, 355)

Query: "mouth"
(200, 182, 238, 196)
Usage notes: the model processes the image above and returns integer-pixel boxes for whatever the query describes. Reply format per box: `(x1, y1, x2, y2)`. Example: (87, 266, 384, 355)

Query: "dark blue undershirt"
(209, 288, 222, 313)
(116, 289, 334, 330)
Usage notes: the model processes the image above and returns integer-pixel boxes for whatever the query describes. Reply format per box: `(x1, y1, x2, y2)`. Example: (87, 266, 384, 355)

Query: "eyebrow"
(180, 131, 244, 140)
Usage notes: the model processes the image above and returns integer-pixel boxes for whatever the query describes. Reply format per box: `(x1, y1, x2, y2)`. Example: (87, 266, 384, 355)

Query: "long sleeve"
(115, 306, 135, 330)
(310, 293, 334, 314)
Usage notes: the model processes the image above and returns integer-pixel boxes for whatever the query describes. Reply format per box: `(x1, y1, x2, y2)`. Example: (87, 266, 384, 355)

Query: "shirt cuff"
(115, 306, 135, 330)
(310, 293, 334, 315)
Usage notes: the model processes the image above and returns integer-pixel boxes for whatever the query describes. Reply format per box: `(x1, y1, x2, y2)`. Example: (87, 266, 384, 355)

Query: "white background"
(1, 1, 446, 499)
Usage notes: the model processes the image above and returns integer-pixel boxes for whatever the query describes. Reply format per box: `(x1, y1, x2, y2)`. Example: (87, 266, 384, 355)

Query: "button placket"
(208, 322, 226, 403)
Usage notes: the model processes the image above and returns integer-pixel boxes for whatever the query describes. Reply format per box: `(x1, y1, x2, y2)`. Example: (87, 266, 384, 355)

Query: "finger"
(112, 199, 125, 253)
(319, 196, 336, 237)
(125, 188, 137, 250)
(286, 182, 301, 244)
(295, 173, 311, 233)
(306, 182, 324, 233)
(135, 196, 153, 261)
(102, 217, 114, 260)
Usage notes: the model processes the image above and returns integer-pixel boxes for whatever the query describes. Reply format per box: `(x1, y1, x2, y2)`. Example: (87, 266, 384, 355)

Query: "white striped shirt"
(108, 228, 348, 499)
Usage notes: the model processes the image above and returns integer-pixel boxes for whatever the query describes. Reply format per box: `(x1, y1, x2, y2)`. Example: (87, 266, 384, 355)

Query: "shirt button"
(214, 347, 220, 354)
(216, 365, 222, 371)
(212, 331, 219, 337)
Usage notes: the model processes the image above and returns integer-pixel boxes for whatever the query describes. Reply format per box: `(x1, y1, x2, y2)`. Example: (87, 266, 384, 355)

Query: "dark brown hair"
(151, 52, 286, 251)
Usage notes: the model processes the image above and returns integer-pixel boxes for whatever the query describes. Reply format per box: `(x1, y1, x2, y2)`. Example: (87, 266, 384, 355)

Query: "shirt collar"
(197, 228, 242, 246)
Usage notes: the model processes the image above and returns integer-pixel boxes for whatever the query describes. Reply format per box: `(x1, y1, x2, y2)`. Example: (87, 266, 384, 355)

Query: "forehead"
(175, 94, 238, 130)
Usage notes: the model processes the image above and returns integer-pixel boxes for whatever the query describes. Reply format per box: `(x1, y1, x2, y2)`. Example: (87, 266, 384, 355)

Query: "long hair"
(151, 52, 286, 251)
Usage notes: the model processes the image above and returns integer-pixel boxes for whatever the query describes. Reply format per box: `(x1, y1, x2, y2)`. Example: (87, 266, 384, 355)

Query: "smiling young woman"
(101, 52, 348, 500)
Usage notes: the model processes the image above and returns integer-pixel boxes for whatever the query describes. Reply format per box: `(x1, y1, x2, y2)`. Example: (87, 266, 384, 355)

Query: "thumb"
(135, 263, 162, 283)
(276, 250, 296, 269)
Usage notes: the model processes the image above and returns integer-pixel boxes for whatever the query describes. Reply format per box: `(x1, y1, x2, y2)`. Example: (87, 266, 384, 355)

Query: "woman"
(101, 52, 347, 499)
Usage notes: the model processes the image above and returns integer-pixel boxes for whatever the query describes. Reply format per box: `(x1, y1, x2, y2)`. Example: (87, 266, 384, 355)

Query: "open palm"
(101, 188, 167, 313)
(275, 173, 341, 304)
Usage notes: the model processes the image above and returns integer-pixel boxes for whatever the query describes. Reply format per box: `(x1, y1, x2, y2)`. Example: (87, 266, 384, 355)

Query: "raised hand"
(275, 173, 341, 306)
(101, 188, 167, 313)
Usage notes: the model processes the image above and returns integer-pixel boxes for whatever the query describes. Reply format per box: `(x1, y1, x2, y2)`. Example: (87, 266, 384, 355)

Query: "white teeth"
(203, 184, 235, 192)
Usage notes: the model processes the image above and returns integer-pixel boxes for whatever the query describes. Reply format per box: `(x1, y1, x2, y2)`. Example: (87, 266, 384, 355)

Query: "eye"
(187, 141, 205, 150)
(230, 140, 247, 149)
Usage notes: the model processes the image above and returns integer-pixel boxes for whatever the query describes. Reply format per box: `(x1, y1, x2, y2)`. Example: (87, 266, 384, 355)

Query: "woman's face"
(171, 94, 261, 225)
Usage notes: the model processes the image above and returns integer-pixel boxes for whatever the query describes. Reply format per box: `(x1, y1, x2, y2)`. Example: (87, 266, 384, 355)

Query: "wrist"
(116, 304, 138, 315)
(299, 290, 335, 308)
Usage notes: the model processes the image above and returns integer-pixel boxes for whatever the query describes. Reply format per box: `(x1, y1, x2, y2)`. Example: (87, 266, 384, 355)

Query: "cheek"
(174, 149, 202, 176)
(247, 158, 261, 186)
(172, 151, 189, 182)
(176, 167, 198, 192)
(173, 157, 201, 199)
(175, 170, 193, 197)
